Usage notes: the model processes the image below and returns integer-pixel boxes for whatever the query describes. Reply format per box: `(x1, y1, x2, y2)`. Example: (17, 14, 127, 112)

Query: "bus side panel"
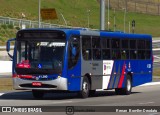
(81, 61, 103, 90)
(67, 59, 81, 91)
(132, 60, 152, 87)
(107, 59, 152, 89)
(107, 60, 127, 89)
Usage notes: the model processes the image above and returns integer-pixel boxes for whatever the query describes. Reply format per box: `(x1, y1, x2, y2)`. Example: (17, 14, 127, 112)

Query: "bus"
(6, 28, 152, 98)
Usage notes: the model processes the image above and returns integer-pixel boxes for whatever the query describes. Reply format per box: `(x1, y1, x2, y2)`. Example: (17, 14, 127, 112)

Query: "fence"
(152, 39, 160, 68)
(110, 0, 160, 15)
(0, 16, 74, 29)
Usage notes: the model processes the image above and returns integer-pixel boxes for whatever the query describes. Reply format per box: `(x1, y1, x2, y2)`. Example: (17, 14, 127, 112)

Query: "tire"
(89, 90, 96, 97)
(79, 77, 90, 98)
(32, 90, 44, 99)
(115, 75, 132, 95)
(115, 88, 123, 95)
(123, 76, 132, 95)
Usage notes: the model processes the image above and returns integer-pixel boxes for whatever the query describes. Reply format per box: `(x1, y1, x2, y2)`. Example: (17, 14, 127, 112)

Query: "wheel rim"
(82, 81, 88, 94)
(127, 79, 131, 91)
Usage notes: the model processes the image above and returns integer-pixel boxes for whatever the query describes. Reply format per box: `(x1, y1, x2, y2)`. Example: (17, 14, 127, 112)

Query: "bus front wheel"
(32, 90, 44, 99)
(79, 77, 90, 98)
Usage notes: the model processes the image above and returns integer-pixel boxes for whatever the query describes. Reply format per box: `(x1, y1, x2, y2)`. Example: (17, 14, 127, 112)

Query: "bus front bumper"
(13, 77, 68, 91)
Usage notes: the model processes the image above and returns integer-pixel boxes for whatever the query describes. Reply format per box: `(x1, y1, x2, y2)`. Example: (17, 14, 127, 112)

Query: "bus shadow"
(0, 90, 141, 100)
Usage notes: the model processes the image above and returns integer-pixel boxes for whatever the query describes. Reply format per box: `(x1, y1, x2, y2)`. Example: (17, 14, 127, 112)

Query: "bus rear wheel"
(124, 76, 132, 95)
(115, 75, 132, 95)
(79, 77, 90, 98)
(32, 90, 44, 99)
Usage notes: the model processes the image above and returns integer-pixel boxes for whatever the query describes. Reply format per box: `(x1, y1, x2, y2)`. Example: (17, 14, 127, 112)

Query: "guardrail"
(0, 16, 64, 28)
(0, 16, 85, 29)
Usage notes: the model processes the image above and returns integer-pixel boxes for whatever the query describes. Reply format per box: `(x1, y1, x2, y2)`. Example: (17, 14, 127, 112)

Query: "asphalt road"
(0, 84, 160, 115)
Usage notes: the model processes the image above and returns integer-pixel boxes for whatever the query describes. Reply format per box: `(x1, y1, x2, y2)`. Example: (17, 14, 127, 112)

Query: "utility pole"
(108, 0, 110, 30)
(38, 0, 41, 28)
(114, 8, 116, 31)
(100, 0, 105, 30)
(87, 10, 90, 28)
(129, 21, 130, 33)
(123, 8, 126, 33)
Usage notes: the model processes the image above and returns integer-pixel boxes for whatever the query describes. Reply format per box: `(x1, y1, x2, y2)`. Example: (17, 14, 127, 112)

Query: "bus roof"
(18, 28, 152, 40)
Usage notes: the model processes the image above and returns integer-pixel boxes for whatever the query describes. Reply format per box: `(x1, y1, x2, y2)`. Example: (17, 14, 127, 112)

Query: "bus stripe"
(118, 62, 125, 88)
(108, 63, 116, 89)
(114, 64, 121, 88)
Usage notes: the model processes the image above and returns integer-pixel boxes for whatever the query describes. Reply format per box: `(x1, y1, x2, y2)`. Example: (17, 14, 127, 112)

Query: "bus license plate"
(32, 82, 42, 86)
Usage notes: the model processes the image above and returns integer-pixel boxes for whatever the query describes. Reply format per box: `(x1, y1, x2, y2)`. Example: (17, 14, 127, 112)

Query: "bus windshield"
(16, 40, 66, 75)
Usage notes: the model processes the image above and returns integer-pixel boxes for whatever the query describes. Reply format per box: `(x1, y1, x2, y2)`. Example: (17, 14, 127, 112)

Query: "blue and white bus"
(6, 28, 152, 98)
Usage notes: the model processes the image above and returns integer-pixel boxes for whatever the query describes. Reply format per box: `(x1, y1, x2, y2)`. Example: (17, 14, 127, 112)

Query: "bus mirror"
(6, 41, 10, 52)
(6, 38, 15, 59)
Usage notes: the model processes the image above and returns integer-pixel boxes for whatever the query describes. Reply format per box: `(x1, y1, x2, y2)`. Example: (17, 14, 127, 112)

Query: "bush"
(15, 26, 20, 30)
(8, 24, 14, 29)
(1, 24, 7, 29)
(0, 36, 6, 42)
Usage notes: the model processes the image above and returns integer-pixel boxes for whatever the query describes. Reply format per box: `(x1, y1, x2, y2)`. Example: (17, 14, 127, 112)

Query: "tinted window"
(82, 36, 92, 60)
(93, 49, 101, 60)
(68, 36, 80, 69)
(146, 50, 151, 59)
(112, 39, 120, 49)
(122, 39, 129, 49)
(92, 37, 100, 48)
(112, 50, 121, 59)
(92, 37, 101, 60)
(102, 49, 111, 59)
(138, 40, 145, 49)
(102, 38, 110, 49)
(130, 50, 137, 59)
(121, 50, 129, 59)
(138, 50, 145, 59)
(146, 40, 151, 49)
(130, 40, 136, 49)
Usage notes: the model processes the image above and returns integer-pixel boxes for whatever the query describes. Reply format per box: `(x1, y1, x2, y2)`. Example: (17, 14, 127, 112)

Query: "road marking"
(52, 101, 74, 104)
(139, 102, 155, 105)
(0, 93, 4, 96)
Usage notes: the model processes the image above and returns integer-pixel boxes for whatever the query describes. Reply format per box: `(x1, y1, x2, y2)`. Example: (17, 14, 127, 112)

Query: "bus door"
(67, 36, 81, 91)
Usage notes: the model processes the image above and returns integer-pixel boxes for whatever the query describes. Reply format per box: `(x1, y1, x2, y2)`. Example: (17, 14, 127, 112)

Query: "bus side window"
(92, 37, 101, 60)
(146, 50, 151, 59)
(68, 36, 80, 69)
(112, 39, 120, 49)
(112, 50, 121, 60)
(82, 36, 92, 60)
(121, 50, 126, 59)
(130, 50, 137, 59)
(93, 49, 101, 60)
(102, 49, 110, 59)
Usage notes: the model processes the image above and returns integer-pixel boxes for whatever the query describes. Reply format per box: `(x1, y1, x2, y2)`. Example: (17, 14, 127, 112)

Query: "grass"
(0, 78, 13, 91)
(0, 0, 160, 44)
(153, 68, 160, 76)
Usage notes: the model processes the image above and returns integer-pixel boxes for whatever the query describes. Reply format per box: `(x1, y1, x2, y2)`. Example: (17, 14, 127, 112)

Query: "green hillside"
(0, 0, 160, 44)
